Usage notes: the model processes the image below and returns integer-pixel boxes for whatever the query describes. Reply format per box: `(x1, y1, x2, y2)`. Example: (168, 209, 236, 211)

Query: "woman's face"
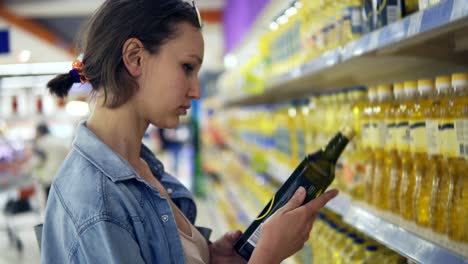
(136, 22, 204, 129)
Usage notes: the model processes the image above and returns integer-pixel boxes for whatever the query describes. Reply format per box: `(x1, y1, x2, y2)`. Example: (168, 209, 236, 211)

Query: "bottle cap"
(394, 82, 404, 91)
(452, 73, 468, 88)
(417, 79, 434, 94)
(435, 76, 451, 91)
(366, 245, 379, 251)
(341, 126, 356, 140)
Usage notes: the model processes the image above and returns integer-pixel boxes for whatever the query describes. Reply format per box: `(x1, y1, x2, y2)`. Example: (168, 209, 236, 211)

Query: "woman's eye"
(182, 63, 194, 74)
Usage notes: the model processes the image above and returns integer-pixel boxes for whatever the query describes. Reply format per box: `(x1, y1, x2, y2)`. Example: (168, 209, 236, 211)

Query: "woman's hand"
(250, 187, 339, 264)
(209, 230, 247, 264)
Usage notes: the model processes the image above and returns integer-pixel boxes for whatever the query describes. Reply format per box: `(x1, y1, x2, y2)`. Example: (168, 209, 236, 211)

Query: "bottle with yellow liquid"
(349, 87, 368, 200)
(363, 87, 378, 204)
(372, 85, 393, 209)
(342, 238, 366, 263)
(412, 79, 436, 227)
(446, 73, 468, 242)
(429, 76, 451, 234)
(398, 81, 417, 220)
(388, 83, 404, 212)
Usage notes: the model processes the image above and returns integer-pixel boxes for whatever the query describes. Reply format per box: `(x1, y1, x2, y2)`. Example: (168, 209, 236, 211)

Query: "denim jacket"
(41, 122, 198, 263)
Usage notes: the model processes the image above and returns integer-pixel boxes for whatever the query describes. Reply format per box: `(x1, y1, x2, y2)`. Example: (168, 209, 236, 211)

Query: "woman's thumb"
(281, 187, 306, 212)
(226, 230, 242, 241)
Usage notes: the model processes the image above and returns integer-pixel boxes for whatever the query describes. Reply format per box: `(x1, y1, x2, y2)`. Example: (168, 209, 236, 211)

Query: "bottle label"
(377, 120, 387, 148)
(350, 6, 363, 34)
(362, 122, 370, 148)
(464, 119, 468, 159)
(296, 129, 305, 159)
(369, 121, 378, 148)
(386, 121, 397, 151)
(410, 121, 427, 153)
(441, 119, 463, 158)
(243, 162, 324, 249)
(396, 121, 410, 151)
(426, 120, 439, 155)
(276, 127, 291, 157)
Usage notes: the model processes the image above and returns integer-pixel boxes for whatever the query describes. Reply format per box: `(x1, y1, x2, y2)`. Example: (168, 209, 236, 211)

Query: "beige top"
(176, 207, 210, 264)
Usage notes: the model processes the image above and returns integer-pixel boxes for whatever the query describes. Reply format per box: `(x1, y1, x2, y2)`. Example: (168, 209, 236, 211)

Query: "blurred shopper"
(30, 123, 69, 201)
(158, 126, 189, 174)
(42, 1, 338, 263)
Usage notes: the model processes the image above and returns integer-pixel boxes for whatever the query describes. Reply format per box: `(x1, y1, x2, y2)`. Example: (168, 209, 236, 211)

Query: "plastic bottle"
(412, 79, 436, 227)
(363, 87, 378, 204)
(398, 81, 417, 220)
(429, 76, 451, 234)
(388, 83, 404, 212)
(446, 73, 468, 242)
(372, 85, 393, 209)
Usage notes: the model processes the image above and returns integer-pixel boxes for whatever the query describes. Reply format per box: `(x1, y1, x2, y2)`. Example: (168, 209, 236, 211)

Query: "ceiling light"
(269, 22, 279, 30)
(285, 7, 297, 17)
(277, 15, 288, 25)
(224, 54, 237, 69)
(18, 50, 31, 63)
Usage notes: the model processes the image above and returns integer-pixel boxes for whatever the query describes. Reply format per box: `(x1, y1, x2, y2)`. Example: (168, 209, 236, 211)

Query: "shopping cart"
(0, 170, 42, 253)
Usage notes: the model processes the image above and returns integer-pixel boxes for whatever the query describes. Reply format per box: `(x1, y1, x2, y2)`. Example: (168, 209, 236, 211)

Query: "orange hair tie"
(71, 59, 90, 83)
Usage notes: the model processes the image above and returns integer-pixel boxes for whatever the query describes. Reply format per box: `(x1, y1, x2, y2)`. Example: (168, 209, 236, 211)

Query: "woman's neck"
(86, 97, 148, 166)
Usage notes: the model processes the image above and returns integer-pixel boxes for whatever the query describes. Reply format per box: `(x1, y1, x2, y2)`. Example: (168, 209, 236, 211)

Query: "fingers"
(280, 187, 306, 212)
(226, 230, 242, 242)
(303, 189, 339, 213)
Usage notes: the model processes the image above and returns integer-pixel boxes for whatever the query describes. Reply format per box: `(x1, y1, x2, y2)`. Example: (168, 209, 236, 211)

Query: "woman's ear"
(122, 38, 144, 77)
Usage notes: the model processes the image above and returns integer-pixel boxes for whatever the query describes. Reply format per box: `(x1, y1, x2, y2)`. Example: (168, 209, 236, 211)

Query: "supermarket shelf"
(324, 193, 352, 217)
(344, 205, 468, 263)
(225, 0, 468, 107)
(225, 143, 468, 263)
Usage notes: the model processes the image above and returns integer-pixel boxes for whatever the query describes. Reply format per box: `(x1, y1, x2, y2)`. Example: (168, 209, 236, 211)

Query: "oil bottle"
(429, 76, 451, 234)
(398, 81, 417, 220)
(388, 83, 404, 212)
(446, 73, 468, 242)
(412, 79, 436, 227)
(372, 85, 393, 209)
(363, 87, 378, 204)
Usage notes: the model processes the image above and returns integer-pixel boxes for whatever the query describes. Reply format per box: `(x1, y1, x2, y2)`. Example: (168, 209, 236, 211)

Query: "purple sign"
(223, 0, 271, 54)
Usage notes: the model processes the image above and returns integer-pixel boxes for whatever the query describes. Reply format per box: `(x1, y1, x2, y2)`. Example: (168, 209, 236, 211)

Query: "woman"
(43, 0, 338, 263)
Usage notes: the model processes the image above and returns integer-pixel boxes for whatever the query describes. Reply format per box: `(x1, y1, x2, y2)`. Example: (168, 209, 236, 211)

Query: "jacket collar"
(72, 121, 165, 182)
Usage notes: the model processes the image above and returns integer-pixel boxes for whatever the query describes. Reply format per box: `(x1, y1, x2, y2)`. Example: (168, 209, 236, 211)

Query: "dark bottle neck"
(320, 132, 350, 163)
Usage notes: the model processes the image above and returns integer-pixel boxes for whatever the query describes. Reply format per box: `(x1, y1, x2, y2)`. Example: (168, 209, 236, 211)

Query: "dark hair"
(47, 0, 201, 108)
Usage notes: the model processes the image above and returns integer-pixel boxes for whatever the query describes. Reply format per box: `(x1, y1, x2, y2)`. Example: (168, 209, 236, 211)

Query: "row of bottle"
(249, 0, 441, 80)
(222, 72, 468, 244)
(203, 147, 406, 264)
(350, 73, 468, 243)
(311, 210, 406, 263)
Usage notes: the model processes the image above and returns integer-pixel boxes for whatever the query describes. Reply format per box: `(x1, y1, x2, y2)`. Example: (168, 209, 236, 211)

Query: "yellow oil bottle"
(388, 83, 404, 212)
(412, 79, 436, 227)
(429, 76, 451, 234)
(273, 104, 294, 169)
(348, 87, 368, 200)
(398, 81, 417, 220)
(363, 87, 378, 204)
(372, 85, 393, 209)
(446, 73, 468, 242)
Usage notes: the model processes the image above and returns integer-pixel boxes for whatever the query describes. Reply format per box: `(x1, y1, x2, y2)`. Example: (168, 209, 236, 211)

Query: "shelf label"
(367, 32, 380, 51)
(451, 0, 468, 21)
(407, 12, 423, 37)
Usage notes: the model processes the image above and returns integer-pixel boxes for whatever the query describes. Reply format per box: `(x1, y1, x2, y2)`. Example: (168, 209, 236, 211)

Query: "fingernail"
(296, 187, 305, 196)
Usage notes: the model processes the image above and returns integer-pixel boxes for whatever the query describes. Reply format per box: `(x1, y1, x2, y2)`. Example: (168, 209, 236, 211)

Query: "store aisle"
(0, 212, 41, 264)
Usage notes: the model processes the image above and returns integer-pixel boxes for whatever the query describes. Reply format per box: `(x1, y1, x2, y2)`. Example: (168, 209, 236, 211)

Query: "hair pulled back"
(47, 0, 200, 108)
